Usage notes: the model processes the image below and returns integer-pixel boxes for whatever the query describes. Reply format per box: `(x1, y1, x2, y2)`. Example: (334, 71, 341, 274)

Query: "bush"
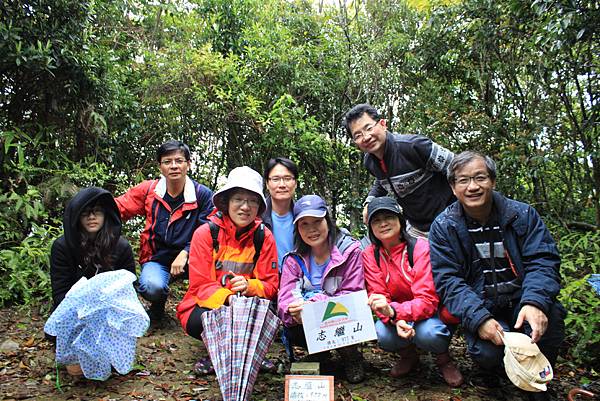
(556, 229, 600, 367)
(0, 223, 61, 308)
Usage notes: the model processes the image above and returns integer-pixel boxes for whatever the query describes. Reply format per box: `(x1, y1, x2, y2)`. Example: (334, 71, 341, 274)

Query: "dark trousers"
(185, 305, 211, 340)
(464, 301, 566, 370)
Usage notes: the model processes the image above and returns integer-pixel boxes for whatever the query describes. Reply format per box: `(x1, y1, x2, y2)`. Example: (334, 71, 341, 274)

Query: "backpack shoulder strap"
(209, 221, 220, 252)
(404, 233, 417, 268)
(252, 223, 265, 265)
(335, 227, 355, 255)
(292, 254, 311, 280)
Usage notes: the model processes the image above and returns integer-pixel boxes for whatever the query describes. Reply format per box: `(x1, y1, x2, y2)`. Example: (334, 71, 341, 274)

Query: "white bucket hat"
(502, 331, 553, 392)
(212, 166, 266, 215)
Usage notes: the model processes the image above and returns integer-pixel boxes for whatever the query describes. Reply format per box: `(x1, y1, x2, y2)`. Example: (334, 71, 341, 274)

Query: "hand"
(229, 275, 248, 294)
(362, 204, 369, 225)
(396, 320, 415, 339)
(170, 250, 188, 276)
(288, 300, 305, 324)
(477, 318, 504, 346)
(514, 305, 548, 343)
(368, 294, 394, 318)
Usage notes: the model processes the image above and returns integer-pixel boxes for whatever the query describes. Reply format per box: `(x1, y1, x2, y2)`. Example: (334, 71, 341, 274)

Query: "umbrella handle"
(221, 274, 242, 297)
(567, 388, 596, 401)
(221, 273, 235, 287)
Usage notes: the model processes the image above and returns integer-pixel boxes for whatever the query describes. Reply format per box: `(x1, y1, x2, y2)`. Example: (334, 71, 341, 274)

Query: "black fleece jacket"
(50, 187, 135, 311)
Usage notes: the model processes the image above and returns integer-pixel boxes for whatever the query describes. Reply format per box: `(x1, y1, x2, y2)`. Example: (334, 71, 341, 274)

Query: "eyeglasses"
(230, 196, 260, 209)
(453, 174, 491, 187)
(352, 120, 380, 143)
(81, 206, 104, 217)
(268, 175, 295, 184)
(160, 158, 187, 166)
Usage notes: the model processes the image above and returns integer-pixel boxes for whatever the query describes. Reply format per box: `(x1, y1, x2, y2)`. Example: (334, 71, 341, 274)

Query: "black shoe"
(146, 301, 166, 325)
(337, 346, 366, 383)
(301, 350, 332, 363)
(527, 390, 552, 401)
(470, 370, 502, 388)
(259, 358, 277, 373)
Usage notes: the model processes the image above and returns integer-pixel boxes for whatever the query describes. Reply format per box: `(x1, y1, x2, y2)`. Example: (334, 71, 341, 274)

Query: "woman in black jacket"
(50, 187, 136, 312)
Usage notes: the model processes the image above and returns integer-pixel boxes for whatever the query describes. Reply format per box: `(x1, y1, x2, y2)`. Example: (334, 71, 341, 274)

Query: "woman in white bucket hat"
(176, 166, 279, 375)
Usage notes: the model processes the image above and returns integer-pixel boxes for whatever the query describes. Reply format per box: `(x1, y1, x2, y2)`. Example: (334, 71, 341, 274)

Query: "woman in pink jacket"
(364, 197, 463, 387)
(277, 195, 366, 383)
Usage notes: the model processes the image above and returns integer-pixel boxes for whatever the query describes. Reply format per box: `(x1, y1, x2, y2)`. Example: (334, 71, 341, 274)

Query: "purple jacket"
(277, 240, 365, 327)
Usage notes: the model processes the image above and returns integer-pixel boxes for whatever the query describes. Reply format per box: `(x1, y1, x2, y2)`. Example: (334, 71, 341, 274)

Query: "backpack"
(208, 213, 265, 268)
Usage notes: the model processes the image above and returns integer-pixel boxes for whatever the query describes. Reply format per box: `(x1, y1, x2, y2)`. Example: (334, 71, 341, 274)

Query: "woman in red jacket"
(363, 197, 463, 387)
(176, 166, 279, 375)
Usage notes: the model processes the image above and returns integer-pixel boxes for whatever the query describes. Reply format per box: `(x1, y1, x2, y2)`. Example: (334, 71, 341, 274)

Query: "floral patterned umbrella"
(44, 270, 149, 380)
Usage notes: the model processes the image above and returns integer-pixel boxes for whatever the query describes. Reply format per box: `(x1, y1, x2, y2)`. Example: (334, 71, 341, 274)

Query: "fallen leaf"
(23, 337, 35, 347)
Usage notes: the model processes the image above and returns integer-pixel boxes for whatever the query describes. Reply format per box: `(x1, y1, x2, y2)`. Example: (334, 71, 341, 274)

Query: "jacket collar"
(447, 191, 520, 231)
(364, 131, 392, 165)
(289, 240, 358, 278)
(208, 210, 262, 240)
(154, 175, 196, 203)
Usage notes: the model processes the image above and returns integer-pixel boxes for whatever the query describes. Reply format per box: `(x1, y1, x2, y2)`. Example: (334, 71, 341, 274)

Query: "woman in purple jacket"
(277, 195, 366, 383)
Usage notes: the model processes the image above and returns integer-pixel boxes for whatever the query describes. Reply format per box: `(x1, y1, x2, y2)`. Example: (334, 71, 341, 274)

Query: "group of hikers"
(48, 104, 565, 401)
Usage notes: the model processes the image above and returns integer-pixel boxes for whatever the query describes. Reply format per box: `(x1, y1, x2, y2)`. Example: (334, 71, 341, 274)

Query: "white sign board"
(285, 375, 334, 401)
(301, 290, 377, 354)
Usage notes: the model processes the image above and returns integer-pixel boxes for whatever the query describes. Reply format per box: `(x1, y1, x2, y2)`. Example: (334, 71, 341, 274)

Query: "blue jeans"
(464, 302, 566, 370)
(138, 261, 170, 304)
(376, 316, 451, 354)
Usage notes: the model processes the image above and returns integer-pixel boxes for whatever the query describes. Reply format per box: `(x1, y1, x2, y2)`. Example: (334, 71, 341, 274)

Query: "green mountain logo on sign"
(322, 301, 349, 321)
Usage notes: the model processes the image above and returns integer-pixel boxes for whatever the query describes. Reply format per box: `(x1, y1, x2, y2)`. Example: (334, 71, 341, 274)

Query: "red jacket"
(115, 176, 213, 267)
(176, 212, 279, 329)
(363, 239, 439, 325)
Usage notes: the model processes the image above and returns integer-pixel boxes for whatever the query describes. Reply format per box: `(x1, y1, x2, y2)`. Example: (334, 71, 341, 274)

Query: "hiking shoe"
(435, 352, 464, 387)
(193, 357, 215, 376)
(146, 302, 166, 323)
(470, 370, 502, 388)
(390, 344, 419, 378)
(302, 350, 332, 363)
(527, 392, 551, 401)
(259, 358, 277, 373)
(337, 345, 366, 383)
(525, 387, 556, 401)
(66, 364, 83, 376)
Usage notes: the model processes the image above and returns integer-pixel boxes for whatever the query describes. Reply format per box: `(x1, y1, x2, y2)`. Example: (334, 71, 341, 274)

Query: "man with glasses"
(262, 157, 298, 269)
(429, 151, 565, 400)
(344, 103, 454, 239)
(115, 140, 214, 324)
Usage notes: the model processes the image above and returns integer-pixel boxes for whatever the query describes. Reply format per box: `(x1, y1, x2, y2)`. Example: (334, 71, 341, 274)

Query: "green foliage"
(557, 230, 600, 366)
(0, 0, 598, 365)
(0, 223, 60, 307)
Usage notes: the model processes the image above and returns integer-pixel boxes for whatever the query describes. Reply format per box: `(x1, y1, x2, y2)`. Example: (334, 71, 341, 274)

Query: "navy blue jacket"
(429, 192, 562, 334)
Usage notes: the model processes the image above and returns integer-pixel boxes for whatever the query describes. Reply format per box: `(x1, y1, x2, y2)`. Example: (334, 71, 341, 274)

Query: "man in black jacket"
(344, 103, 454, 239)
(429, 151, 565, 401)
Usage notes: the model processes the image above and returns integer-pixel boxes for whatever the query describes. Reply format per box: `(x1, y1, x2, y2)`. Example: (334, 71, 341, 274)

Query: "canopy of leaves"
(0, 0, 598, 365)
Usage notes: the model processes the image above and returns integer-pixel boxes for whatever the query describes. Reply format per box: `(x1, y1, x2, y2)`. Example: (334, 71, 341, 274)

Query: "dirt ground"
(1, 286, 598, 401)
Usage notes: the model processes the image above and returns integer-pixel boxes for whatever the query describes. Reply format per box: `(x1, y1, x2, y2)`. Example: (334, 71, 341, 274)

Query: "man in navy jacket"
(429, 151, 565, 401)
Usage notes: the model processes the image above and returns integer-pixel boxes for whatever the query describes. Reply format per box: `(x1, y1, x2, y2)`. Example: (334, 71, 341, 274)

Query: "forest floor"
(1, 283, 598, 401)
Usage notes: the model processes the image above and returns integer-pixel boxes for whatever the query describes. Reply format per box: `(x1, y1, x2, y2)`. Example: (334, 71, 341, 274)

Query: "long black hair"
(79, 200, 118, 270)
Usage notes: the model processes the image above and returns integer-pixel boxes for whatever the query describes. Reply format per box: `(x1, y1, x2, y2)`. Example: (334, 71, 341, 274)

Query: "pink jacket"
(277, 240, 365, 327)
(363, 239, 439, 325)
